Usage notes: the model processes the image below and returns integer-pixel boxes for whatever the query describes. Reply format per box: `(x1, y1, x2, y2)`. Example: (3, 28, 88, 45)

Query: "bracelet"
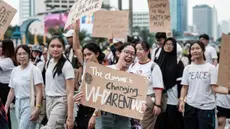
(36, 104, 42, 108)
(155, 104, 162, 108)
(179, 97, 184, 101)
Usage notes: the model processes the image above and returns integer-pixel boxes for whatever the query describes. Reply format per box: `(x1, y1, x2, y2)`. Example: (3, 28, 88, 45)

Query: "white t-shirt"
(0, 58, 15, 84)
(216, 64, 230, 109)
(151, 47, 161, 61)
(205, 45, 217, 64)
(36, 61, 45, 72)
(167, 85, 178, 105)
(129, 61, 164, 95)
(9, 63, 43, 99)
(45, 59, 74, 96)
(181, 62, 217, 110)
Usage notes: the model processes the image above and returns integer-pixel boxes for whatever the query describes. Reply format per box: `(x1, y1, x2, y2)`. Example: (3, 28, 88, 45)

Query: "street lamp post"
(118, 0, 122, 10)
(129, 0, 133, 35)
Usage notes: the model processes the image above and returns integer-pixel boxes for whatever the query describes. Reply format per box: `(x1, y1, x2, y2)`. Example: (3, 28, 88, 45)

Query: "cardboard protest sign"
(80, 62, 148, 120)
(147, 0, 171, 33)
(92, 10, 129, 39)
(0, 1, 17, 36)
(64, 0, 103, 29)
(217, 34, 230, 88)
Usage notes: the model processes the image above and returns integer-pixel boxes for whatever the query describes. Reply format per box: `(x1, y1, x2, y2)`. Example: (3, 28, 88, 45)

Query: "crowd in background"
(0, 22, 230, 129)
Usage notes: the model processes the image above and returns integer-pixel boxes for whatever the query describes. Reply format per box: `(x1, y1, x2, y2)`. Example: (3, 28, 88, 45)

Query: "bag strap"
(30, 67, 35, 108)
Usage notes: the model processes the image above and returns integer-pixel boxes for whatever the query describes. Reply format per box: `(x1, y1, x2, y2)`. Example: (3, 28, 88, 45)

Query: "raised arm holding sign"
(64, 0, 103, 29)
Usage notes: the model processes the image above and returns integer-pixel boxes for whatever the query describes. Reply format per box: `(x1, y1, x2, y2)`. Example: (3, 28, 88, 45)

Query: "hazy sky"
(6, 0, 230, 25)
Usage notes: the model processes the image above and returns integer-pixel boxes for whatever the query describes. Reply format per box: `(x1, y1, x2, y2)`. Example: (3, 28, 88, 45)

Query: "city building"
(132, 12, 149, 29)
(45, 0, 110, 11)
(193, 5, 213, 38)
(212, 6, 218, 41)
(170, 0, 188, 35)
(19, 0, 46, 24)
(220, 20, 229, 34)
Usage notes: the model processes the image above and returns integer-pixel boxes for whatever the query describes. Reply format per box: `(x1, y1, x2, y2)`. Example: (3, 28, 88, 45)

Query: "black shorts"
(184, 103, 215, 129)
(217, 106, 230, 118)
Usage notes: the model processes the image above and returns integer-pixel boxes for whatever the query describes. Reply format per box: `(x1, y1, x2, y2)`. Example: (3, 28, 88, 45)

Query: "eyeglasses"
(165, 43, 173, 47)
(17, 52, 28, 56)
(122, 50, 135, 57)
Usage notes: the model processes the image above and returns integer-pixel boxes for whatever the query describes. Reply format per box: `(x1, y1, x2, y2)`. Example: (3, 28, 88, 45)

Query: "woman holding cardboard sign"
(129, 41, 164, 129)
(179, 41, 230, 129)
(72, 22, 105, 129)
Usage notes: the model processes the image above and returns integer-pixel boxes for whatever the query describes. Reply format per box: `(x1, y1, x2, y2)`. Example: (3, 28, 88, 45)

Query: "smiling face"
(83, 48, 99, 63)
(136, 43, 149, 60)
(190, 43, 204, 60)
(16, 48, 30, 66)
(164, 40, 174, 53)
(48, 38, 64, 58)
(117, 45, 135, 67)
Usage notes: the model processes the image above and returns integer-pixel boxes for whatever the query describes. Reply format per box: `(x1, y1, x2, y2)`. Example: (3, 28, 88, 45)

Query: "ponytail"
(52, 54, 67, 78)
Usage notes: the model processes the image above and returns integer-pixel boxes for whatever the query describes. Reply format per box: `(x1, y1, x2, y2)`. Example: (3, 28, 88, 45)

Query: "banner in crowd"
(80, 62, 148, 120)
(0, 0, 17, 36)
(217, 34, 230, 88)
(92, 10, 129, 39)
(147, 0, 171, 33)
(64, 0, 103, 29)
(44, 13, 68, 33)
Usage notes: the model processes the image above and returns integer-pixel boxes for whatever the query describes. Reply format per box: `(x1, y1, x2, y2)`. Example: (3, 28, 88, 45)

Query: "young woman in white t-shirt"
(179, 41, 230, 129)
(41, 36, 75, 129)
(5, 45, 43, 129)
(129, 41, 164, 129)
(0, 40, 17, 129)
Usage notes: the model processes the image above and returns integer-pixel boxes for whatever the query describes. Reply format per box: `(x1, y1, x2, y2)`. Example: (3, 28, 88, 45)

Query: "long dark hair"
(188, 40, 206, 64)
(135, 41, 151, 59)
(2, 39, 17, 66)
(48, 36, 67, 78)
(82, 43, 105, 64)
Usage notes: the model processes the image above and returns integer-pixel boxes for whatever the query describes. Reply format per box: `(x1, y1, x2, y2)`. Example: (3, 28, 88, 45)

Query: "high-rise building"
(19, 0, 46, 24)
(19, 0, 35, 23)
(212, 6, 218, 41)
(45, 0, 75, 11)
(193, 5, 213, 38)
(220, 20, 229, 34)
(132, 12, 149, 29)
(170, 0, 188, 35)
(45, 0, 110, 11)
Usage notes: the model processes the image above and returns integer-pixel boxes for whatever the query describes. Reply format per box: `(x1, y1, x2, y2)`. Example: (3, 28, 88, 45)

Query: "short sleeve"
(152, 64, 164, 89)
(181, 65, 190, 86)
(63, 61, 75, 80)
(0, 58, 15, 71)
(33, 66, 44, 86)
(36, 61, 44, 72)
(210, 47, 218, 59)
(8, 68, 16, 88)
(176, 60, 185, 81)
(210, 65, 218, 85)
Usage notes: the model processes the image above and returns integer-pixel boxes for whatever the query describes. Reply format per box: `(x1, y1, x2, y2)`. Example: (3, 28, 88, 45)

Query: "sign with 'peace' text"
(80, 62, 148, 120)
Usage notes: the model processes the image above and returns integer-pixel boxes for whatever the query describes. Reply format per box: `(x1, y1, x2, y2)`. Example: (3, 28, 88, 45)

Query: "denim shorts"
(95, 112, 131, 129)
